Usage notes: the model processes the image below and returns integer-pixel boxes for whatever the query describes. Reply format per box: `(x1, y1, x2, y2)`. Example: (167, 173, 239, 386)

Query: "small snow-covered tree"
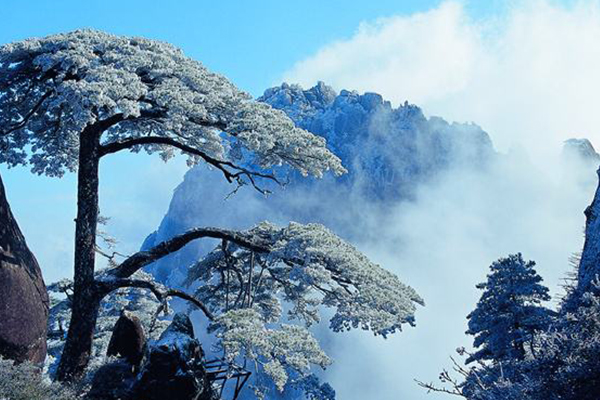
(0, 30, 344, 381)
(184, 222, 423, 397)
(420, 257, 599, 400)
(91, 221, 423, 399)
(466, 253, 552, 364)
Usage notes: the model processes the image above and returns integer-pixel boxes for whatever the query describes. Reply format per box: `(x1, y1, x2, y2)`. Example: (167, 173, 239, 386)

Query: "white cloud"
(283, 0, 600, 161)
(326, 154, 597, 399)
(283, 2, 600, 398)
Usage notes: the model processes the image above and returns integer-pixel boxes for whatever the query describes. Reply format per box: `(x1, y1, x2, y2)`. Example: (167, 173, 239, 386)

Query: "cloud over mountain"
(284, 1, 600, 162)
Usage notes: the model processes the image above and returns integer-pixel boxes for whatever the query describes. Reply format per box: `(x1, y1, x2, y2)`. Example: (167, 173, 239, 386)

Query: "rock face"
(570, 168, 600, 302)
(560, 139, 600, 308)
(0, 173, 49, 363)
(130, 313, 214, 400)
(107, 310, 146, 368)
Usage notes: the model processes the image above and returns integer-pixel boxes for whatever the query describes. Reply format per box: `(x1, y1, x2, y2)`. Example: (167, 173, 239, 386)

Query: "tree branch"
(414, 378, 466, 397)
(107, 227, 271, 280)
(98, 135, 281, 194)
(0, 90, 54, 137)
(95, 278, 215, 321)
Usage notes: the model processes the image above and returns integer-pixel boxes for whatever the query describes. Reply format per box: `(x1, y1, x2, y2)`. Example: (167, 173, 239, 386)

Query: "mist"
(275, 3, 600, 394)
(324, 148, 597, 399)
(140, 117, 599, 400)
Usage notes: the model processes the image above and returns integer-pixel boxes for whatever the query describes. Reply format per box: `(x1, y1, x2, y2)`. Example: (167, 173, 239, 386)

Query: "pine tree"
(0, 31, 423, 393)
(466, 253, 552, 364)
(0, 30, 344, 380)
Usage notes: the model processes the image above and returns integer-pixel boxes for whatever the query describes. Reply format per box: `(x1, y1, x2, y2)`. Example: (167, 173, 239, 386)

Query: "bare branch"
(415, 378, 466, 397)
(95, 278, 215, 321)
(99, 135, 281, 194)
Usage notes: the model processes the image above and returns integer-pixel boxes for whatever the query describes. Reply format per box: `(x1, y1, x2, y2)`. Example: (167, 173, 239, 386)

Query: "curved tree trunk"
(56, 126, 102, 381)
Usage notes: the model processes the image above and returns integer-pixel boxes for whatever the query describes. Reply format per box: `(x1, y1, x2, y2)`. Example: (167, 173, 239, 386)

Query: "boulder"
(107, 310, 146, 368)
(130, 313, 214, 400)
(0, 173, 49, 363)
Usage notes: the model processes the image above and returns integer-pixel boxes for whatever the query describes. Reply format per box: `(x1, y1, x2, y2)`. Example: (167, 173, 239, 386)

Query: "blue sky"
(0, 0, 511, 283)
(1, 0, 503, 96)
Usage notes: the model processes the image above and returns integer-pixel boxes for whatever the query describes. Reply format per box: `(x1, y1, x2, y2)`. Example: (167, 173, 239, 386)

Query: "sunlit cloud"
(284, 0, 600, 161)
(281, 1, 600, 398)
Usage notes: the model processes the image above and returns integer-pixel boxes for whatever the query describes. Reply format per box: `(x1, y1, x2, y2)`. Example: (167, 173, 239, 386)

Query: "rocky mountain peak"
(562, 138, 600, 164)
(258, 81, 336, 123)
(259, 82, 494, 199)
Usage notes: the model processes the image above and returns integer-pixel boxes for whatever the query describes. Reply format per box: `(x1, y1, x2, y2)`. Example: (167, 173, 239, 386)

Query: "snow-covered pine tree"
(185, 222, 423, 398)
(0, 31, 422, 399)
(0, 29, 345, 380)
(466, 253, 552, 364)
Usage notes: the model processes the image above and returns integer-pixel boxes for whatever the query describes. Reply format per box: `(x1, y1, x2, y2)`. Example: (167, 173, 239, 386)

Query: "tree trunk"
(56, 125, 102, 381)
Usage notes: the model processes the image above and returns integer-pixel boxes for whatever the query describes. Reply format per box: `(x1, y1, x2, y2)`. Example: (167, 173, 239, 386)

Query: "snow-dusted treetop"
(185, 221, 424, 394)
(188, 221, 424, 336)
(0, 29, 344, 179)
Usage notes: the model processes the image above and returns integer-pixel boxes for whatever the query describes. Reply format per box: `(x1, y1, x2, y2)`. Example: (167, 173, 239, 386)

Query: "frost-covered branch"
(189, 222, 424, 336)
(182, 221, 423, 398)
(99, 135, 281, 193)
(0, 30, 345, 178)
(208, 309, 332, 392)
(0, 90, 54, 137)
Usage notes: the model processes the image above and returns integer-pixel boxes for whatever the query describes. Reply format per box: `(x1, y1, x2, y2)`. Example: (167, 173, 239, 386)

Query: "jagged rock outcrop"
(86, 313, 214, 400)
(107, 310, 146, 368)
(260, 82, 494, 198)
(130, 313, 214, 400)
(562, 138, 600, 164)
(0, 173, 49, 363)
(569, 167, 600, 303)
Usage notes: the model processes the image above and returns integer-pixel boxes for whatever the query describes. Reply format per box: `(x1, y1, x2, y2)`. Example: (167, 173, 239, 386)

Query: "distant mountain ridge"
(142, 82, 496, 285)
(259, 82, 495, 199)
(140, 83, 600, 400)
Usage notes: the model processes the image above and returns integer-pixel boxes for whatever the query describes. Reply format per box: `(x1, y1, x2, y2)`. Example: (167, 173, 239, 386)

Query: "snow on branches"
(0, 29, 344, 181)
(209, 309, 331, 392)
(187, 221, 424, 336)
(185, 221, 423, 394)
